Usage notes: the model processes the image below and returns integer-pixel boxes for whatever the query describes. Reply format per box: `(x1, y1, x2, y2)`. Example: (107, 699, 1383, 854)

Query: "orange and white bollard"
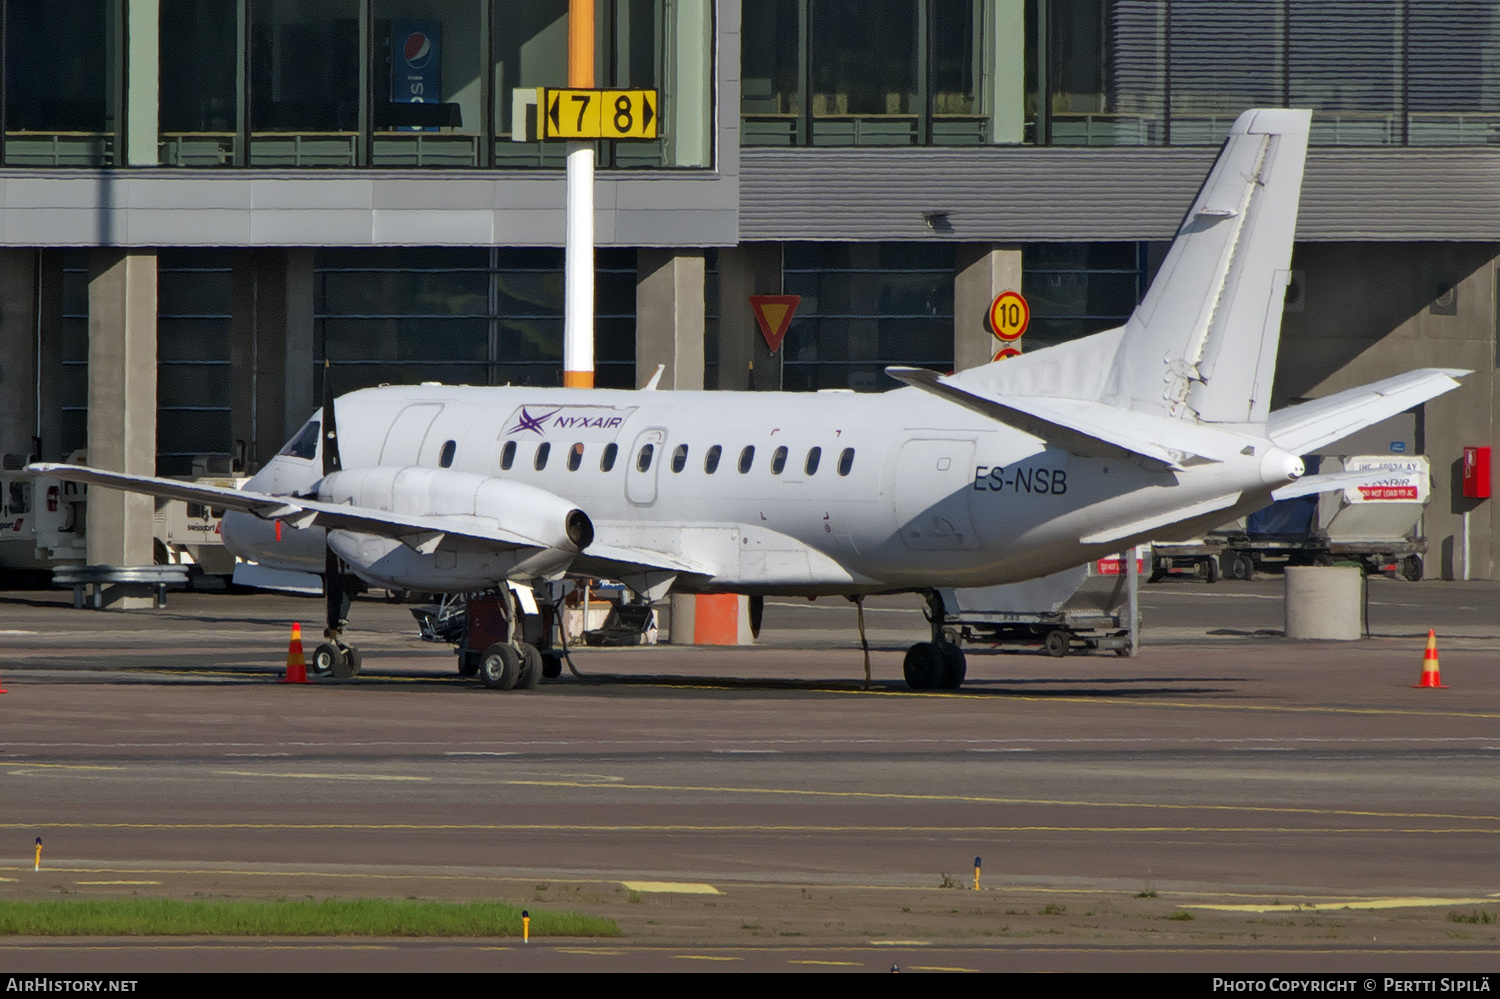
(1412, 629, 1449, 688)
(280, 622, 312, 684)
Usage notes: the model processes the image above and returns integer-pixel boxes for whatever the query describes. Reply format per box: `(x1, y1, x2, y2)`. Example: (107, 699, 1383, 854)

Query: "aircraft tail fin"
(1101, 108, 1310, 426)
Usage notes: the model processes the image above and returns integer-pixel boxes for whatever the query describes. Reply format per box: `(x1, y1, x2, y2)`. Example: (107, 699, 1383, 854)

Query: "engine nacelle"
(317, 467, 593, 591)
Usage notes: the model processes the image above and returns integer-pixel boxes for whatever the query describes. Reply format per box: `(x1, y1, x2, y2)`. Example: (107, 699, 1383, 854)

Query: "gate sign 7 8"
(989, 290, 1030, 342)
(539, 88, 659, 140)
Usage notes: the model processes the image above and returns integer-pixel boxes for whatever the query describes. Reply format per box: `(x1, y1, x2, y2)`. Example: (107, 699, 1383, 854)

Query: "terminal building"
(0, 0, 1497, 578)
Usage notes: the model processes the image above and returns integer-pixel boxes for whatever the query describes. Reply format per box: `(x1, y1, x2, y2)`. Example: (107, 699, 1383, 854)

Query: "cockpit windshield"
(277, 420, 320, 460)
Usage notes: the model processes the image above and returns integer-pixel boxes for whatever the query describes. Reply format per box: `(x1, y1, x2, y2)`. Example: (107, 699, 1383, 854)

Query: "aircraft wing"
(26, 463, 556, 554)
(886, 366, 1240, 468)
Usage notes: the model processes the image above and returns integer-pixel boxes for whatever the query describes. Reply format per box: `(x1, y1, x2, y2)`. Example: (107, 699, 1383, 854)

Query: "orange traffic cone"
(279, 622, 312, 684)
(1413, 629, 1448, 688)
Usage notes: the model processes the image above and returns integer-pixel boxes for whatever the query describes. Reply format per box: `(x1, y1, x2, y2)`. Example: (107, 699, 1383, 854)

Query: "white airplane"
(31, 109, 1465, 691)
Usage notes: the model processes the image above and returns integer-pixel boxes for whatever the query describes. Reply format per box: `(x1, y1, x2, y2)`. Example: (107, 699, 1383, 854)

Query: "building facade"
(1, 0, 1498, 578)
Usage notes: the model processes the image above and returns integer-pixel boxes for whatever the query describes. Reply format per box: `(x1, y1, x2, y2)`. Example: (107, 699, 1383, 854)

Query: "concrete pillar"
(954, 243, 1023, 371)
(0, 250, 38, 464)
(1284, 566, 1363, 640)
(716, 243, 782, 390)
(284, 249, 317, 437)
(986, 0, 1026, 143)
(35, 252, 68, 461)
(635, 248, 705, 389)
(230, 250, 292, 471)
(1278, 242, 1499, 580)
(86, 249, 157, 606)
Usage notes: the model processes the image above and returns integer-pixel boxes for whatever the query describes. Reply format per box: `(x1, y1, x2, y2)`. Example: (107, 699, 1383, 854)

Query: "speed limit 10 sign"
(989, 290, 1030, 342)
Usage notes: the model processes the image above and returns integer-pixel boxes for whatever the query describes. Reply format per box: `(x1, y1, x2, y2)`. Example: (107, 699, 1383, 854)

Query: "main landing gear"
(902, 590, 967, 691)
(460, 587, 549, 692)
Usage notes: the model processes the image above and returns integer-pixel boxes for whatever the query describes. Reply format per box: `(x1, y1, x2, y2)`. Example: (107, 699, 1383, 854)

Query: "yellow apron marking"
(622, 881, 720, 894)
(1191, 896, 1500, 912)
(74, 880, 161, 885)
(674, 955, 741, 961)
(214, 770, 431, 782)
(789, 960, 863, 966)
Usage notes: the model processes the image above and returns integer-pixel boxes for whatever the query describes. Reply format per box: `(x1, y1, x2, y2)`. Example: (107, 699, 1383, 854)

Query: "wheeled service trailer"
(938, 557, 1140, 658)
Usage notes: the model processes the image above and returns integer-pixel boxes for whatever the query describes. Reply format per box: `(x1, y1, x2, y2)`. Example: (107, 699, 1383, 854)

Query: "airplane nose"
(1259, 447, 1304, 487)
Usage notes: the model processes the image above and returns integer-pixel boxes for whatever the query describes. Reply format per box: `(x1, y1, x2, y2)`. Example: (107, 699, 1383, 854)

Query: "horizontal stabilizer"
(1080, 492, 1242, 546)
(1267, 369, 1467, 456)
(888, 366, 1242, 468)
(1271, 468, 1399, 501)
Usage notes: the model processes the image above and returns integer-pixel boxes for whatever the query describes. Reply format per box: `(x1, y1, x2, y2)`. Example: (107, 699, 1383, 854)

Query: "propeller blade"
(321, 360, 342, 476)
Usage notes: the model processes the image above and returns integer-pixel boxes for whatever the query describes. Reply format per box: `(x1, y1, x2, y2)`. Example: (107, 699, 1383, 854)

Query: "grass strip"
(0, 898, 618, 937)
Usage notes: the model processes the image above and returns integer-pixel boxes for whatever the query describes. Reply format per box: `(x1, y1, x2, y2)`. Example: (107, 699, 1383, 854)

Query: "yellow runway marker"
(869, 940, 931, 946)
(675, 955, 741, 961)
(214, 770, 431, 782)
(1192, 896, 1500, 912)
(75, 880, 161, 885)
(622, 881, 720, 894)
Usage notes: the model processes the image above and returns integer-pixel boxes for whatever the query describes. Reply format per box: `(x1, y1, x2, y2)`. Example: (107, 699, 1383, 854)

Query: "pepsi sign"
(391, 19, 442, 131)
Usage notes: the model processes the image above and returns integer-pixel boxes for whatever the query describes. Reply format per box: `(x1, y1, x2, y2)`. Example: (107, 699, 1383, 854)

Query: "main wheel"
(518, 643, 543, 690)
(902, 642, 942, 690)
(937, 641, 967, 689)
(333, 645, 361, 678)
(311, 643, 343, 677)
(1043, 629, 1070, 658)
(1227, 552, 1255, 581)
(479, 643, 521, 690)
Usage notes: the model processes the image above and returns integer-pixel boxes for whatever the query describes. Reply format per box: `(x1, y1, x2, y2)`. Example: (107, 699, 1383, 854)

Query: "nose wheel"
(312, 641, 362, 678)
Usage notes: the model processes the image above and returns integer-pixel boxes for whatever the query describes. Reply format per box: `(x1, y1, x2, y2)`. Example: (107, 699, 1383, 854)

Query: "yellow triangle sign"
(749, 295, 800, 353)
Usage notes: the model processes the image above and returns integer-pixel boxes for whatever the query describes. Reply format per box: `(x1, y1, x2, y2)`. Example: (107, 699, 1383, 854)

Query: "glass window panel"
(321, 362, 489, 394)
(1168, 0, 1284, 146)
(1289, 0, 1402, 146)
(321, 317, 489, 362)
(491, 0, 569, 167)
(157, 408, 231, 455)
(5, 0, 117, 166)
(742, 0, 801, 146)
(158, 271, 234, 317)
(372, 0, 485, 168)
(159, 0, 238, 166)
(495, 274, 565, 317)
(810, 0, 920, 146)
(1051, 0, 1166, 147)
(249, 0, 360, 166)
(158, 319, 233, 362)
(1408, 1, 1500, 146)
(495, 318, 563, 364)
(158, 363, 233, 408)
(320, 270, 489, 316)
(58, 363, 89, 409)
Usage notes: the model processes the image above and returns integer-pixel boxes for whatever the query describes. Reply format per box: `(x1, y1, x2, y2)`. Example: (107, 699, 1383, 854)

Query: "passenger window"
(671, 444, 689, 473)
(439, 440, 456, 468)
(805, 447, 822, 476)
(704, 444, 722, 474)
(771, 446, 788, 475)
(637, 443, 654, 472)
(500, 440, 516, 470)
(600, 442, 618, 472)
(738, 446, 755, 473)
(568, 443, 584, 471)
(534, 442, 551, 471)
(838, 447, 855, 476)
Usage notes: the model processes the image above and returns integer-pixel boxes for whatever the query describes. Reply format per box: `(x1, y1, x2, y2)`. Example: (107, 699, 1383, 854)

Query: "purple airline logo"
(507, 407, 560, 436)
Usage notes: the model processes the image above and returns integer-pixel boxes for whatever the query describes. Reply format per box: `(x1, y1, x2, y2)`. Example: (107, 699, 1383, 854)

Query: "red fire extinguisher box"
(1463, 446, 1491, 498)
